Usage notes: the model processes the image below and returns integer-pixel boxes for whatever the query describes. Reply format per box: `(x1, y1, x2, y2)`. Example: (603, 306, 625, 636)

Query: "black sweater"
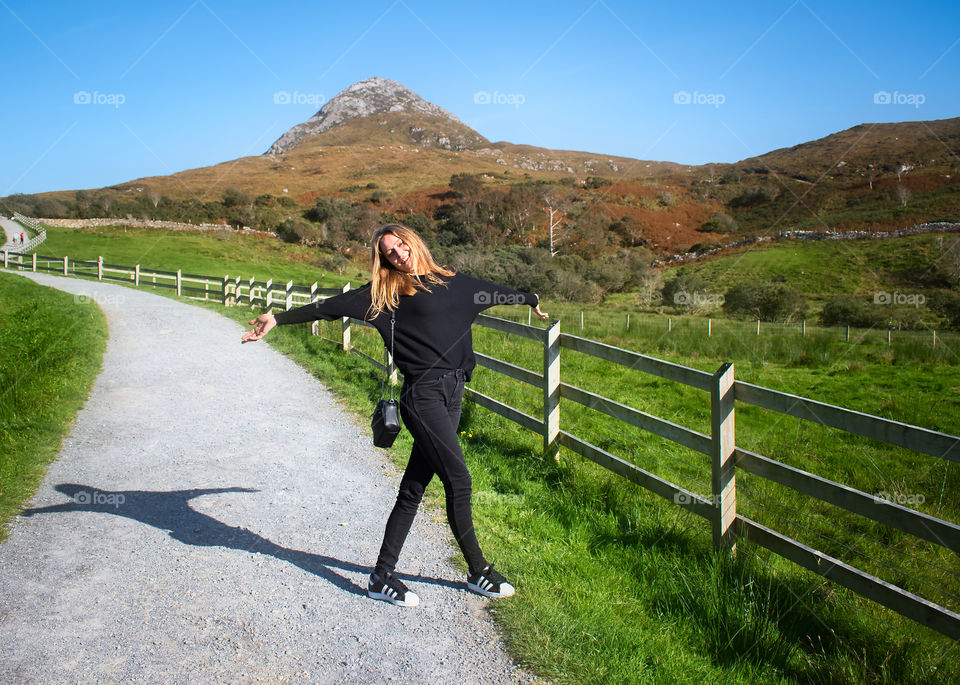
(273, 273, 538, 382)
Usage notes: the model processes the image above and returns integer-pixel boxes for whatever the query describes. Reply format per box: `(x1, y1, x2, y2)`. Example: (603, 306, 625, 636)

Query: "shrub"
(699, 213, 738, 233)
(584, 176, 612, 189)
(276, 219, 321, 245)
(820, 296, 886, 328)
(724, 281, 807, 322)
(661, 273, 711, 309)
(927, 290, 960, 331)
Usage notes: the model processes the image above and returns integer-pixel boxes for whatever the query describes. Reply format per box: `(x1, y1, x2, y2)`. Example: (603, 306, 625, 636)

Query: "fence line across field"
(3, 248, 959, 640)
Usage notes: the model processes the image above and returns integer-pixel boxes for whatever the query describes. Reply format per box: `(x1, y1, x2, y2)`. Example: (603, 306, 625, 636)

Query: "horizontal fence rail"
(3, 248, 959, 640)
(735, 381, 960, 462)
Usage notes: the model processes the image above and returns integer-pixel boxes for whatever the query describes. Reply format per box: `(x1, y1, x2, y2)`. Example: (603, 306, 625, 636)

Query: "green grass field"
(6, 223, 960, 683)
(0, 271, 107, 540)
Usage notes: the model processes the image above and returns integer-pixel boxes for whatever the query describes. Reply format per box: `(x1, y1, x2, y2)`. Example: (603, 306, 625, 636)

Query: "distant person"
(242, 223, 548, 608)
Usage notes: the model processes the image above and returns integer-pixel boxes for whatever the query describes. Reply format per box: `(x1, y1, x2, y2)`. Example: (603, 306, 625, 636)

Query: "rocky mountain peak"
(266, 77, 471, 155)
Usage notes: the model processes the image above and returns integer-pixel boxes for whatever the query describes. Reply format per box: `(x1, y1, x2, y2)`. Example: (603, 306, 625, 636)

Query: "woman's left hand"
(532, 296, 548, 319)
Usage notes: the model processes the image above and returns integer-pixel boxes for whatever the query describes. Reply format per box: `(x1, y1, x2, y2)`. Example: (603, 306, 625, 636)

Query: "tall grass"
(0, 272, 107, 539)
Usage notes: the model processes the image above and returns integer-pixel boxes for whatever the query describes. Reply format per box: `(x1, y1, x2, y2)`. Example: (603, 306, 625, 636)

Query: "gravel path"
(0, 271, 533, 684)
(1, 218, 23, 250)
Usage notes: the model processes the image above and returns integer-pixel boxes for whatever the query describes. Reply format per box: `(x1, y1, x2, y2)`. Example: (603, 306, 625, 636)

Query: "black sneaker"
(368, 571, 420, 607)
(467, 564, 515, 598)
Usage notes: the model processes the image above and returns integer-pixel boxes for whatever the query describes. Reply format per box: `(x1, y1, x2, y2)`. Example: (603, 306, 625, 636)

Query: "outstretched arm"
(241, 313, 276, 343)
(241, 283, 373, 343)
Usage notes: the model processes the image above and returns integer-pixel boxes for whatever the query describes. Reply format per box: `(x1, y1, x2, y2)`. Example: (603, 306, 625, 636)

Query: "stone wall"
(654, 222, 960, 266)
(39, 217, 276, 239)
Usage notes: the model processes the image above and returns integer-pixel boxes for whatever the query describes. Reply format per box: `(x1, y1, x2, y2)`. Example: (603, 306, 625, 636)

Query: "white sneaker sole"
(368, 588, 420, 607)
(467, 580, 515, 598)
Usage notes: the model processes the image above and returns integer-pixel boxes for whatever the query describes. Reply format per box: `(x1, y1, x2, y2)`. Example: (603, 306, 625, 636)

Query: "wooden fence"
(4, 250, 960, 640)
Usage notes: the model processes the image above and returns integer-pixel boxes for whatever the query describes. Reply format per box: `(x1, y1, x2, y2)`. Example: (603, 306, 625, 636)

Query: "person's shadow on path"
(22, 483, 461, 596)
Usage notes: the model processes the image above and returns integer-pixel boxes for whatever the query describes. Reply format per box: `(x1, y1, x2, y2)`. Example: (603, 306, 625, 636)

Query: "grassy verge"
(0, 271, 107, 540)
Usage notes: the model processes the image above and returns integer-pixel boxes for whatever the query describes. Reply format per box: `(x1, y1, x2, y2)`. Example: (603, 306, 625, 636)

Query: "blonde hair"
(369, 224, 453, 317)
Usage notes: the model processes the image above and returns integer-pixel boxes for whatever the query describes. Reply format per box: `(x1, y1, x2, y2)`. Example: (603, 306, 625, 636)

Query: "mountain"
(266, 77, 487, 155)
(16, 78, 959, 255)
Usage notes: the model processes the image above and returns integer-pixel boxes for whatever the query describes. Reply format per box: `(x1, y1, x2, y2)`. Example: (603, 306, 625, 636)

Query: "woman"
(242, 224, 548, 607)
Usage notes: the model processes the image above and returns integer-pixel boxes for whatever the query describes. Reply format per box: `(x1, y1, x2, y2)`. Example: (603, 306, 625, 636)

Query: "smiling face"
(379, 232, 414, 273)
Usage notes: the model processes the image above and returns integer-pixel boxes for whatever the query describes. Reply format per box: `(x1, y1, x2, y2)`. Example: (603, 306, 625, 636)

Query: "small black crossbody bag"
(371, 313, 401, 448)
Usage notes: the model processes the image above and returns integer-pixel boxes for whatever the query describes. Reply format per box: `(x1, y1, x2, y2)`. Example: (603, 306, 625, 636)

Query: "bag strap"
(380, 313, 396, 402)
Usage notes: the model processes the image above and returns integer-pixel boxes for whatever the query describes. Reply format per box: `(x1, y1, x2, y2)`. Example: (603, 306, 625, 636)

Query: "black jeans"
(374, 369, 488, 576)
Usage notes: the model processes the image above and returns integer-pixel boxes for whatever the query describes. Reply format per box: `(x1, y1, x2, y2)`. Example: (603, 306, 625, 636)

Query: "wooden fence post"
(265, 279, 273, 310)
(543, 320, 561, 461)
(97, 256, 103, 281)
(246, 276, 253, 305)
(310, 282, 319, 336)
(176, 269, 182, 297)
(3, 251, 7, 268)
(135, 264, 140, 287)
(285, 280, 293, 310)
(32, 253, 36, 272)
(341, 283, 352, 351)
(222, 276, 229, 306)
(63, 256, 68, 275)
(711, 362, 737, 553)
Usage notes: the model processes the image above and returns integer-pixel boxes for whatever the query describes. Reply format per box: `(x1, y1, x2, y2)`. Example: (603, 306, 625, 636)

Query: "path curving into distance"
(0, 271, 531, 684)
(1, 218, 24, 250)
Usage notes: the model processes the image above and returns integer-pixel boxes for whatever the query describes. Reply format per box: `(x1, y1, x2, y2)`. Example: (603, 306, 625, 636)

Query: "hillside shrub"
(820, 296, 886, 328)
(699, 213, 738, 233)
(276, 218, 321, 245)
(928, 290, 960, 330)
(723, 281, 807, 322)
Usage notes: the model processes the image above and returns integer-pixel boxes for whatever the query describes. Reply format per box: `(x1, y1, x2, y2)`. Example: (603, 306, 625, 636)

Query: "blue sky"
(1, 0, 958, 195)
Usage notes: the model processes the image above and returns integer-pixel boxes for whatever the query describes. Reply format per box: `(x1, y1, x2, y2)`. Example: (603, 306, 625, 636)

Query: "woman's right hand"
(242, 313, 276, 343)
